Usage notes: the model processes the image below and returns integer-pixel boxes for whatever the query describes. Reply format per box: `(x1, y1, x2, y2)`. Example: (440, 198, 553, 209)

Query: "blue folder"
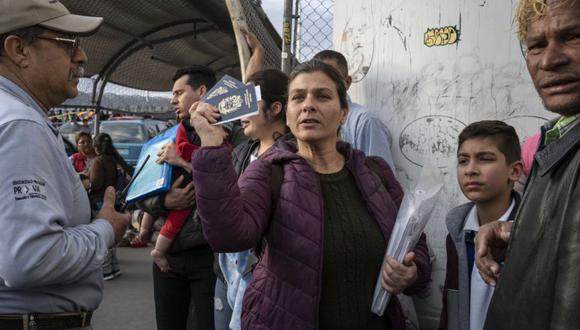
(125, 125, 179, 204)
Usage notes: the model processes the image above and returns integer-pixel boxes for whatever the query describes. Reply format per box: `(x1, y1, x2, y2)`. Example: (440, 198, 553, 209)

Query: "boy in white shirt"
(439, 120, 523, 330)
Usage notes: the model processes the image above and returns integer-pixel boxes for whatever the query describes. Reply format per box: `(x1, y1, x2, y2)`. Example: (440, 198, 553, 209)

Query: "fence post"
(292, 0, 334, 62)
(281, 0, 294, 74)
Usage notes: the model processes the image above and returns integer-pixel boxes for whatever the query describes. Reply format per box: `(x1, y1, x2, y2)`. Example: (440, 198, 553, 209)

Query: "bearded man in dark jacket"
(475, 0, 580, 329)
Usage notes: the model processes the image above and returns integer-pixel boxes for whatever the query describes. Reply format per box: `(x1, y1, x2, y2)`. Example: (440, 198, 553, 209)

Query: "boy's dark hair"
(457, 120, 522, 164)
(172, 65, 216, 90)
(312, 50, 349, 78)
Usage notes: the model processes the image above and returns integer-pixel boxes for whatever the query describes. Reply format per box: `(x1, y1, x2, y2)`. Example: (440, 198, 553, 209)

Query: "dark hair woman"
(214, 68, 289, 330)
(89, 132, 132, 210)
(90, 132, 133, 281)
(189, 60, 431, 329)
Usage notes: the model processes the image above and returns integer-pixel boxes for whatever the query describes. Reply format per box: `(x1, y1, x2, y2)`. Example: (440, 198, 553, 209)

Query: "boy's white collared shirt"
(464, 198, 515, 330)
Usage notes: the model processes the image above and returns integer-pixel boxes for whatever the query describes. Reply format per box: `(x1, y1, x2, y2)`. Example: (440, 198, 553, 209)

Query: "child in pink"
(521, 132, 541, 177)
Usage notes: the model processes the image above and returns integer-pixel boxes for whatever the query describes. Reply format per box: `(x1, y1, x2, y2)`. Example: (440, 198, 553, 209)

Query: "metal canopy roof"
(61, 0, 281, 93)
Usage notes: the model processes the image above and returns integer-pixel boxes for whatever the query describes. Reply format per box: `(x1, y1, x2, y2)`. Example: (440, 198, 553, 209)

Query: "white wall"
(333, 0, 554, 328)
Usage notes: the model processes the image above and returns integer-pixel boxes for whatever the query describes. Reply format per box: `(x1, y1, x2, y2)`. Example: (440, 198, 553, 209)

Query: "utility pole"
(281, 0, 294, 74)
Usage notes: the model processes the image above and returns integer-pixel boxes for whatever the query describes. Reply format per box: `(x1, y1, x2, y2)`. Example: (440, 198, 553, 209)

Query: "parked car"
(99, 118, 168, 167)
(58, 122, 94, 144)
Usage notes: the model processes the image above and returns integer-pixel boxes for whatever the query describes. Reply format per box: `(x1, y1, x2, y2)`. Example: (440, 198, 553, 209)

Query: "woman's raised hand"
(189, 101, 227, 146)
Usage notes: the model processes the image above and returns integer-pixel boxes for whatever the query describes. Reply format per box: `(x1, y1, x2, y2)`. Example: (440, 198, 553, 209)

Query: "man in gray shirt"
(313, 50, 396, 170)
(242, 40, 396, 170)
(0, 0, 129, 329)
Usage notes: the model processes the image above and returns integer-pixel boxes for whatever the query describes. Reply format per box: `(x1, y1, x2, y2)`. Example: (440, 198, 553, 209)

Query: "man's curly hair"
(516, 0, 578, 42)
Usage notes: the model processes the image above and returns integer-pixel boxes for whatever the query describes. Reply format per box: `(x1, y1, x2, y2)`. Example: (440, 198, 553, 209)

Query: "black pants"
(153, 245, 216, 330)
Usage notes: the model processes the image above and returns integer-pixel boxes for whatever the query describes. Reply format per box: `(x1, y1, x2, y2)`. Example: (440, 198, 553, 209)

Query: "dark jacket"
(136, 121, 248, 253)
(191, 139, 431, 329)
(89, 154, 117, 204)
(232, 138, 260, 177)
(213, 138, 260, 282)
(439, 192, 520, 330)
(137, 174, 205, 253)
(485, 120, 580, 329)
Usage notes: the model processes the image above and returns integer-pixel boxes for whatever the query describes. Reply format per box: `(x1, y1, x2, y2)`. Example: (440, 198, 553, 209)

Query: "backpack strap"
(253, 162, 283, 258)
(365, 157, 389, 189)
(270, 163, 283, 212)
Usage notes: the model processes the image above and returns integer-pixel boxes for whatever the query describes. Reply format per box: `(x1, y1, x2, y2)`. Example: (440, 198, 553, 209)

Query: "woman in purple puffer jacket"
(189, 60, 431, 330)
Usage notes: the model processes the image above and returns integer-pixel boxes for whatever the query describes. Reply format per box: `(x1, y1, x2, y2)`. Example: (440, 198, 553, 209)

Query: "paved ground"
(92, 246, 157, 330)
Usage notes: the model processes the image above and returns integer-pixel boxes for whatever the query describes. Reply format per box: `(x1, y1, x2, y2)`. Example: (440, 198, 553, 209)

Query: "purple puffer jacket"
(191, 139, 431, 330)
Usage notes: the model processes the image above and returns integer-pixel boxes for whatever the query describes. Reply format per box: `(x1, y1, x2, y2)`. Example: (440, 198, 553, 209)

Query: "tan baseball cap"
(0, 0, 103, 36)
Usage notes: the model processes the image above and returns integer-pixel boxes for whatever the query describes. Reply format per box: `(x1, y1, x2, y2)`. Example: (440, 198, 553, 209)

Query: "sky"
(261, 0, 284, 35)
(259, 0, 334, 60)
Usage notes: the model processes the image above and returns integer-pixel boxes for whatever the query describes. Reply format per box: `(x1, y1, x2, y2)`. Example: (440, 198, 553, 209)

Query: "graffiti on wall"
(340, 20, 375, 82)
(333, 2, 550, 328)
(399, 115, 465, 167)
(338, 3, 377, 82)
(424, 26, 460, 47)
(373, 55, 547, 171)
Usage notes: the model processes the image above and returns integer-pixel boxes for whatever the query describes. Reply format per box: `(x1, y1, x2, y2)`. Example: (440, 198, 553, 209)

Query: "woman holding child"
(189, 60, 431, 329)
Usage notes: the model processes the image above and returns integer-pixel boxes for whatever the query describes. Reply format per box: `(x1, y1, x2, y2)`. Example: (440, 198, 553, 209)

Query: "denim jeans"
(102, 247, 119, 276)
(214, 279, 233, 330)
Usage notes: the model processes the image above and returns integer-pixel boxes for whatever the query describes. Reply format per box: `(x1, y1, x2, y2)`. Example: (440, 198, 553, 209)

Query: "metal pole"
(295, 0, 302, 62)
(92, 78, 101, 136)
(281, 0, 294, 74)
(292, 0, 301, 66)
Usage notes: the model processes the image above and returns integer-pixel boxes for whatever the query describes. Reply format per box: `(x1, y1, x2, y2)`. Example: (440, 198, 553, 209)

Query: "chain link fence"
(294, 0, 334, 62)
(50, 0, 280, 126)
(51, 0, 332, 124)
(242, 0, 282, 70)
(49, 78, 172, 124)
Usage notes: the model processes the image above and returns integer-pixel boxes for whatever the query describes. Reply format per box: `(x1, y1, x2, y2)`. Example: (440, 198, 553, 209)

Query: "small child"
(439, 120, 523, 330)
(145, 121, 231, 272)
(148, 121, 198, 271)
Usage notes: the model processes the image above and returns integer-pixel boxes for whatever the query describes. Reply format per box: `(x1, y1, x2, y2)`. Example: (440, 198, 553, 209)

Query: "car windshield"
(59, 122, 93, 133)
(58, 122, 93, 143)
(100, 123, 146, 143)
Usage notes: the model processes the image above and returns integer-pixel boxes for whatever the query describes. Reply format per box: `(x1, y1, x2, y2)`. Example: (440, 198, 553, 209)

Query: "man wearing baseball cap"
(0, 1, 129, 329)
